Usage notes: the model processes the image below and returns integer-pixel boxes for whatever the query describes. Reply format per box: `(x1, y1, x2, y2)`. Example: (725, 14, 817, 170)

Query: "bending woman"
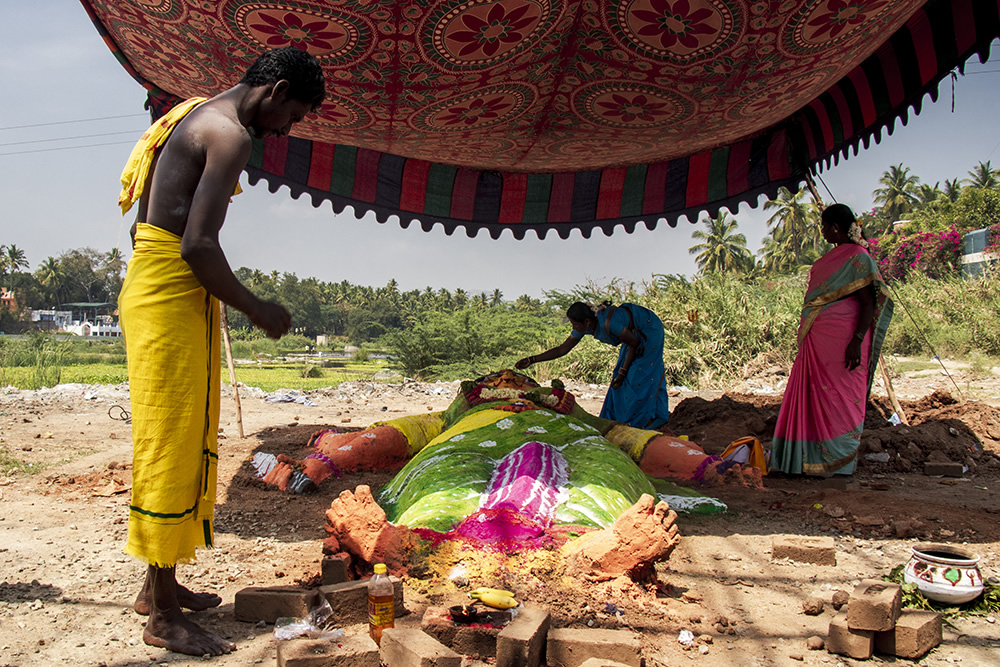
(770, 204, 893, 476)
(515, 302, 670, 429)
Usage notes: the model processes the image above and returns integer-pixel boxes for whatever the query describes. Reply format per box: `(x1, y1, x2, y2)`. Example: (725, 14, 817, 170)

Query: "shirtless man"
(118, 47, 325, 656)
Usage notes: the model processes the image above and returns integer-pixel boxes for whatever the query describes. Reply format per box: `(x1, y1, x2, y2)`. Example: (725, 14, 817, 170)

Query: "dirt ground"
(1, 364, 998, 667)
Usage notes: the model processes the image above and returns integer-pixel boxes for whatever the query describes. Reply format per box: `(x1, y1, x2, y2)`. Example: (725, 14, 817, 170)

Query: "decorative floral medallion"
(611, 0, 738, 61)
(423, 0, 555, 70)
(726, 67, 834, 122)
(575, 82, 687, 128)
(308, 95, 374, 131)
(785, 0, 901, 53)
(408, 85, 535, 132)
(223, 1, 372, 64)
(543, 137, 656, 168)
(133, 0, 183, 19)
(112, 19, 219, 92)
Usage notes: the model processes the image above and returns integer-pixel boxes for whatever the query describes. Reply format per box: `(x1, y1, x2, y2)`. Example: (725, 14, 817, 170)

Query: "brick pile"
(827, 579, 942, 660)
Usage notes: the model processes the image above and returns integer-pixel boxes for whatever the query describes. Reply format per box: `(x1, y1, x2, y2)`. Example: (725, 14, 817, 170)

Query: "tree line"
(689, 160, 1000, 277)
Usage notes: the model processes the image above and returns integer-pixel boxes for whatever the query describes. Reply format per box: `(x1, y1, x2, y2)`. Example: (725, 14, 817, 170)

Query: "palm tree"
(964, 160, 999, 190)
(873, 163, 919, 225)
(762, 186, 819, 265)
(489, 288, 503, 308)
(35, 256, 64, 307)
(758, 226, 799, 275)
(942, 178, 963, 203)
(4, 244, 28, 291)
(688, 210, 751, 275)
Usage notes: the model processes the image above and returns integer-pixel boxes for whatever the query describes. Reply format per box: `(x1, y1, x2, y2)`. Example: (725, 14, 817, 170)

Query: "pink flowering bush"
(868, 225, 963, 281)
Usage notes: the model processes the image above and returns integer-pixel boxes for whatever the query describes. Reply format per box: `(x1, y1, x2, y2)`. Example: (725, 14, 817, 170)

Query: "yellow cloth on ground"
(119, 223, 220, 568)
(605, 423, 658, 462)
(118, 97, 242, 215)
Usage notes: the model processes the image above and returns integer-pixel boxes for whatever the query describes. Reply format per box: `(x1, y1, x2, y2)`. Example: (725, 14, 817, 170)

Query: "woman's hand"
(514, 356, 533, 370)
(845, 338, 862, 370)
(610, 368, 628, 389)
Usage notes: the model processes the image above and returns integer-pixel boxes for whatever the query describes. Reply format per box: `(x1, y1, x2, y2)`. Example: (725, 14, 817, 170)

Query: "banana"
(473, 590, 519, 609)
(469, 587, 514, 599)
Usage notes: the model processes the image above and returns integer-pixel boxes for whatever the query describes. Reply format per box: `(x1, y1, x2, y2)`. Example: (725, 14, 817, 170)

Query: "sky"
(2, 2, 1000, 300)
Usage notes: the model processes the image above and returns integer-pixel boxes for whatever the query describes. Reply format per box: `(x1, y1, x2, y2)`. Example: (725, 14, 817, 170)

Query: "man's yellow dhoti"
(119, 223, 220, 567)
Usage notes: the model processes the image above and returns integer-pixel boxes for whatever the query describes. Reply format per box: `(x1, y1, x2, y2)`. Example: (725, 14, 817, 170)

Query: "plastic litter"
(274, 597, 343, 640)
(863, 452, 891, 463)
(678, 629, 695, 646)
(888, 412, 902, 425)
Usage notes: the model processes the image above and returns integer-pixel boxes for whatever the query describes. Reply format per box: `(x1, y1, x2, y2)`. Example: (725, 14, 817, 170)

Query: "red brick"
(379, 628, 462, 667)
(497, 604, 550, 667)
(318, 576, 404, 625)
(875, 609, 942, 658)
(827, 611, 874, 660)
(276, 633, 379, 667)
(847, 579, 902, 632)
(546, 628, 641, 667)
(234, 586, 321, 624)
(771, 535, 836, 565)
(421, 606, 505, 658)
(321, 553, 351, 585)
(923, 461, 964, 477)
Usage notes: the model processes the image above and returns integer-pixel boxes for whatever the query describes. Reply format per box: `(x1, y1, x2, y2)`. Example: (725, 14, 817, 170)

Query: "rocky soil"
(0, 363, 998, 666)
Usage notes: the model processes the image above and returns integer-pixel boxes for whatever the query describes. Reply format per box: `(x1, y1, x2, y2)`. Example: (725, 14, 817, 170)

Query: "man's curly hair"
(240, 46, 326, 111)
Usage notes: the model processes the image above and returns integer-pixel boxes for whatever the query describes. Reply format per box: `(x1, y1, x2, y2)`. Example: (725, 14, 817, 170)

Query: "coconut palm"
(873, 163, 919, 226)
(689, 210, 751, 275)
(4, 244, 28, 291)
(762, 186, 820, 265)
(942, 178, 963, 203)
(35, 256, 64, 306)
(758, 226, 799, 275)
(964, 160, 999, 190)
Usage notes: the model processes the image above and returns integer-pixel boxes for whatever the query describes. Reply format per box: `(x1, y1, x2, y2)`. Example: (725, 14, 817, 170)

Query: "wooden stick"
(220, 305, 245, 438)
(878, 353, 908, 426)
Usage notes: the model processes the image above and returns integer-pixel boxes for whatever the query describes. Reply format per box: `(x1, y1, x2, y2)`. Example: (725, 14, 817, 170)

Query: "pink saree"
(771, 244, 893, 475)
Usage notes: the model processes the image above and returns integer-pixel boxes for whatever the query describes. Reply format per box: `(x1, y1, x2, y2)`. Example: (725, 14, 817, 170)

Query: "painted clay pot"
(903, 543, 984, 605)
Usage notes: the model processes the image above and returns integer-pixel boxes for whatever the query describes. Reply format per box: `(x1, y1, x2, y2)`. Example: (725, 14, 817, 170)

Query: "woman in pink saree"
(771, 204, 893, 476)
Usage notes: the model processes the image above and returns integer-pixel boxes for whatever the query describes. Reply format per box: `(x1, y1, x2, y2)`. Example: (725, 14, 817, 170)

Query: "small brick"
(923, 461, 964, 477)
(421, 606, 504, 658)
(771, 535, 836, 565)
(319, 576, 404, 625)
(874, 609, 942, 658)
(847, 579, 902, 632)
(277, 633, 379, 667)
(497, 604, 550, 667)
(321, 554, 351, 585)
(827, 611, 874, 660)
(546, 628, 641, 667)
(234, 586, 321, 624)
(380, 628, 461, 667)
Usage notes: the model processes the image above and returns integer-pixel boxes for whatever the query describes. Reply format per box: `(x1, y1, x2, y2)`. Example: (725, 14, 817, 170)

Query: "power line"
(0, 130, 147, 148)
(0, 113, 148, 131)
(0, 140, 138, 157)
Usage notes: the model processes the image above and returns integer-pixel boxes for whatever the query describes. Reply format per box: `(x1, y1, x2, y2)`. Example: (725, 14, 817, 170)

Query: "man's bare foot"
(144, 606, 235, 656)
(135, 583, 222, 616)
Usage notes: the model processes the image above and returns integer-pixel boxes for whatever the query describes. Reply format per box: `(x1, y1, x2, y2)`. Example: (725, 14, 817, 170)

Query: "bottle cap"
(373, 563, 387, 574)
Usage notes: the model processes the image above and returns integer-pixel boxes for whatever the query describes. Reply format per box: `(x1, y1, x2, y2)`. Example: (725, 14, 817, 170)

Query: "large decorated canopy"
(81, 0, 999, 238)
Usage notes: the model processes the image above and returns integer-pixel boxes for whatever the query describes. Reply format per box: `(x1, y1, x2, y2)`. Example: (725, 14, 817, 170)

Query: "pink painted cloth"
(454, 441, 568, 543)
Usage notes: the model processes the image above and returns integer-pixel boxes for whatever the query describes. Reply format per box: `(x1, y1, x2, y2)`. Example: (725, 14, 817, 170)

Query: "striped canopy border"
(93, 0, 1000, 239)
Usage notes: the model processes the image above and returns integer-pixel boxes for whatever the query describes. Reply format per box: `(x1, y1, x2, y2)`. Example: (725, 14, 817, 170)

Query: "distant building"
(0, 288, 17, 312)
(961, 228, 997, 277)
(30, 303, 122, 337)
(31, 309, 74, 330)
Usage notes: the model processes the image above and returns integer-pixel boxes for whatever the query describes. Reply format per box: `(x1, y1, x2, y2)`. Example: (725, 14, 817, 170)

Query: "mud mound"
(670, 390, 1000, 476)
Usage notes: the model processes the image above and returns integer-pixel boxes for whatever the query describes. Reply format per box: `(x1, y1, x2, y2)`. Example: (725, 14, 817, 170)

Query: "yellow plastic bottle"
(368, 563, 394, 645)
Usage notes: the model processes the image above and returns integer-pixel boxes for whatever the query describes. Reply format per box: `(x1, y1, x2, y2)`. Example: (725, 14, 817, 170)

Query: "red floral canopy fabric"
(81, 0, 999, 238)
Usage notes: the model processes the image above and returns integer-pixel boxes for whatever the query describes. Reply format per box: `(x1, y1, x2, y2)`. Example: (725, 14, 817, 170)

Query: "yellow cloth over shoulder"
(118, 97, 242, 215)
(119, 223, 220, 567)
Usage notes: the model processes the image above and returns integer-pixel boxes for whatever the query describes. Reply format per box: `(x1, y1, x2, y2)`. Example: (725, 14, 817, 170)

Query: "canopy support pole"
(220, 305, 245, 438)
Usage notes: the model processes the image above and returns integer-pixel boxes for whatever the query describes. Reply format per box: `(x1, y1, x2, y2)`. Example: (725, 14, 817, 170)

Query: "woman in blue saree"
(516, 301, 670, 429)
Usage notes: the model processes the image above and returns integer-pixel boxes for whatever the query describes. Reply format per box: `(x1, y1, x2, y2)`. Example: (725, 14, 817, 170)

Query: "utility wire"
(0, 129, 146, 148)
(0, 140, 138, 157)
(0, 113, 148, 131)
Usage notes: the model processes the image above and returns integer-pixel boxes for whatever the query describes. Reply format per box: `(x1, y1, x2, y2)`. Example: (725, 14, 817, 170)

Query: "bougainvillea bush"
(868, 226, 964, 281)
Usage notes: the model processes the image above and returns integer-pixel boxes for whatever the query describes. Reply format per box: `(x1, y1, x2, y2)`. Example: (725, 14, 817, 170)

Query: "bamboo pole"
(220, 305, 245, 438)
(878, 353, 908, 426)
